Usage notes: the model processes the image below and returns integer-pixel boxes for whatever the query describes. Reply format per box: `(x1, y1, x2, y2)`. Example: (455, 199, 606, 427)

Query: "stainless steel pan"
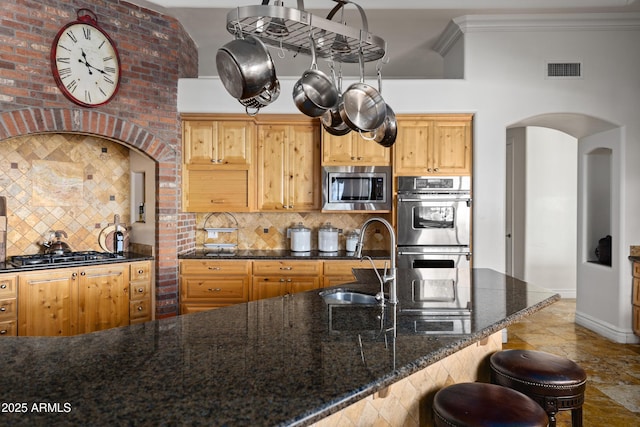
(339, 50, 386, 132)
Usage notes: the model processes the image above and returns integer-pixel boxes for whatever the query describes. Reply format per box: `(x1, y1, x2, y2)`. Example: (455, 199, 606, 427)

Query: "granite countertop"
(0, 268, 559, 426)
(0, 252, 153, 272)
(179, 249, 391, 260)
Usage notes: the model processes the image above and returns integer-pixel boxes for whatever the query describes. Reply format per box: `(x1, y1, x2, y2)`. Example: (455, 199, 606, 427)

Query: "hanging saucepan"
(292, 35, 339, 118)
(339, 49, 386, 132)
(321, 62, 351, 136)
(369, 67, 397, 147)
(216, 34, 277, 100)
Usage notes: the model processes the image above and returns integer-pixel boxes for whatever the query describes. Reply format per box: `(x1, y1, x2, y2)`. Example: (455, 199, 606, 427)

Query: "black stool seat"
(490, 349, 587, 427)
(433, 382, 548, 427)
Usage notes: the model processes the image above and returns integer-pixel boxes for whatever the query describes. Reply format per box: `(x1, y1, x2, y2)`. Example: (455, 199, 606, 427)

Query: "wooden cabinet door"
(393, 120, 433, 175)
(288, 277, 321, 294)
(432, 120, 471, 175)
(357, 139, 391, 165)
(184, 120, 253, 166)
(252, 277, 286, 300)
(18, 269, 77, 336)
(184, 120, 216, 164)
(184, 168, 252, 212)
(77, 265, 129, 334)
(217, 120, 253, 166)
(288, 123, 320, 211)
(257, 123, 320, 211)
(257, 124, 287, 211)
(322, 131, 390, 165)
(322, 131, 357, 164)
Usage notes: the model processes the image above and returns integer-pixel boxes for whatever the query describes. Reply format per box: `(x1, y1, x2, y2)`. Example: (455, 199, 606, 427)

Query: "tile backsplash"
(0, 134, 130, 256)
(196, 212, 392, 252)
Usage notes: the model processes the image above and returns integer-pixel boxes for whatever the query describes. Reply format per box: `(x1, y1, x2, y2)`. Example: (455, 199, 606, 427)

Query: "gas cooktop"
(9, 251, 124, 268)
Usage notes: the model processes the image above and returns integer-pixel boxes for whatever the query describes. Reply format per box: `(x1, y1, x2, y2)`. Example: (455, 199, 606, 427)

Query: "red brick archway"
(0, 107, 182, 318)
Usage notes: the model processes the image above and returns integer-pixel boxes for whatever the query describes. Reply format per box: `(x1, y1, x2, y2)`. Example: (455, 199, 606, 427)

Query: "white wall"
(178, 13, 640, 342)
(524, 127, 577, 297)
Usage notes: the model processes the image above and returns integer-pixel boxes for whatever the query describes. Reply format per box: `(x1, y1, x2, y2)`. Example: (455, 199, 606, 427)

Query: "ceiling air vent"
(546, 62, 582, 79)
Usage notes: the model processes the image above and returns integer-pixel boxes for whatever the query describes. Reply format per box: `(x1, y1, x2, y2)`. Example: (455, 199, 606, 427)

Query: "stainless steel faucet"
(354, 217, 398, 304)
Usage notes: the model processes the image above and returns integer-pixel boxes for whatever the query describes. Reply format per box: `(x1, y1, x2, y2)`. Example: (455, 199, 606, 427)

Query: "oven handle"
(397, 250, 472, 258)
(398, 196, 472, 203)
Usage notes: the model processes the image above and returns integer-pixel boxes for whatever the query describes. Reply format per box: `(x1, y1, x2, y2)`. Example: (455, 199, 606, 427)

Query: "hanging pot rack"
(225, 0, 387, 64)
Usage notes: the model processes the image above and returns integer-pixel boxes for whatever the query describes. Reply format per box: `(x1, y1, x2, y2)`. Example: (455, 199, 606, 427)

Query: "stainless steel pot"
(216, 35, 277, 100)
(293, 36, 339, 118)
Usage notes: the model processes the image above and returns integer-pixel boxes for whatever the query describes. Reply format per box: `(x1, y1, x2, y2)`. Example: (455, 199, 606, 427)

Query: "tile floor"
(504, 298, 640, 426)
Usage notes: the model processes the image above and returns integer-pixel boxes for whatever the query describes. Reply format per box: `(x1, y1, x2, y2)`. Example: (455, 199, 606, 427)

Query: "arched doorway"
(505, 113, 634, 343)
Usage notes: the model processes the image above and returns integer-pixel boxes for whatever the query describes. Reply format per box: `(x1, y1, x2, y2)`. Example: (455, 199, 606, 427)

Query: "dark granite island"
(0, 268, 558, 426)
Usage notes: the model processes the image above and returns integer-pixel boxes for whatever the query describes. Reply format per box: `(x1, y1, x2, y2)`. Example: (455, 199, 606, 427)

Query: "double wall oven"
(396, 176, 472, 269)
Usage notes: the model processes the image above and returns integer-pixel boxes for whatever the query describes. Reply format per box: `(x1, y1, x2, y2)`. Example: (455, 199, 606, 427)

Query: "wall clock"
(50, 9, 121, 108)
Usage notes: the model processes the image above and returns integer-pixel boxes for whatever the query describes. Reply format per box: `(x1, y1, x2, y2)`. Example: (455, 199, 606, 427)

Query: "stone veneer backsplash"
(195, 212, 392, 252)
(0, 134, 130, 257)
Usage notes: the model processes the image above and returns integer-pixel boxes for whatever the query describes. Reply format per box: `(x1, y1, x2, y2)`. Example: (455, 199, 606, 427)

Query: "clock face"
(51, 22, 121, 107)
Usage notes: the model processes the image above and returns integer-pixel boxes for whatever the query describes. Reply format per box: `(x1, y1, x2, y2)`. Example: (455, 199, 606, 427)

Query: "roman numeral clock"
(50, 9, 121, 107)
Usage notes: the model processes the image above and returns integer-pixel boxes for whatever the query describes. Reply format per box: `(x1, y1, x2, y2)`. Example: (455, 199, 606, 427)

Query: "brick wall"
(0, 0, 198, 318)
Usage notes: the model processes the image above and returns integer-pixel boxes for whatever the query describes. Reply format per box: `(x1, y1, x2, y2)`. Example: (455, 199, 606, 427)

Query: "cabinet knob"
(280, 267, 292, 270)
(207, 288, 222, 292)
(208, 267, 221, 270)
(0, 329, 6, 335)
(138, 269, 144, 274)
(351, 156, 356, 160)
(137, 288, 144, 293)
(434, 167, 440, 172)
(71, 272, 77, 279)
(80, 271, 86, 276)
(279, 278, 286, 282)
(0, 284, 6, 289)
(0, 307, 5, 312)
(137, 306, 143, 311)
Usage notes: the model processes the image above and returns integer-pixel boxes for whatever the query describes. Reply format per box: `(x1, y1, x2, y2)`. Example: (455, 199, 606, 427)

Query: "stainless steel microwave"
(322, 166, 391, 211)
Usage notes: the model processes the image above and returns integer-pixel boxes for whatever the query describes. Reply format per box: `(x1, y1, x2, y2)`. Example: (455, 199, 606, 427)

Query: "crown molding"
(434, 12, 640, 56)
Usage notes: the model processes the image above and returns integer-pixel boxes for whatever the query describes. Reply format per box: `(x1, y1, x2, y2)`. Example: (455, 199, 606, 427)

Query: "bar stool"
(433, 382, 548, 426)
(490, 350, 587, 427)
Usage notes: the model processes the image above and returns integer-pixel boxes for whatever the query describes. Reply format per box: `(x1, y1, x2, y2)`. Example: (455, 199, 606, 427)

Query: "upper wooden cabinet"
(256, 123, 321, 211)
(394, 115, 472, 176)
(322, 130, 391, 165)
(183, 119, 253, 166)
(182, 115, 256, 212)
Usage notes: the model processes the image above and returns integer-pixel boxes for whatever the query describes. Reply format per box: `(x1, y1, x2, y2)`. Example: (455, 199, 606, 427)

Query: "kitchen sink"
(320, 289, 382, 305)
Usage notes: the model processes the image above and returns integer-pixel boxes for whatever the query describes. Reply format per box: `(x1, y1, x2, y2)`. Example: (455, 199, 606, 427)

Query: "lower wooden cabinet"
(178, 258, 391, 313)
(252, 260, 322, 300)
(179, 260, 251, 313)
(633, 261, 640, 336)
(77, 265, 129, 334)
(13, 260, 153, 337)
(323, 259, 389, 287)
(129, 261, 153, 324)
(0, 273, 17, 337)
